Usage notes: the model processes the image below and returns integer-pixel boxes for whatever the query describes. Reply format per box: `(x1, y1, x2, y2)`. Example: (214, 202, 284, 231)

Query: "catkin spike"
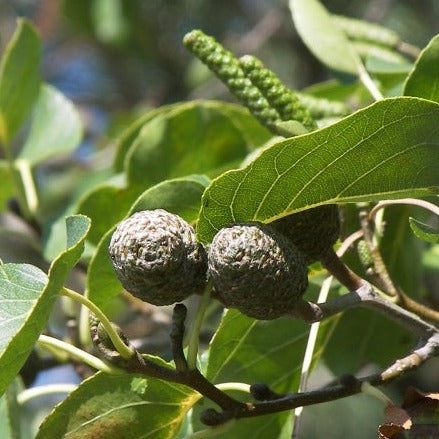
(296, 93, 350, 119)
(183, 30, 281, 130)
(332, 15, 400, 48)
(239, 54, 317, 132)
(357, 239, 374, 269)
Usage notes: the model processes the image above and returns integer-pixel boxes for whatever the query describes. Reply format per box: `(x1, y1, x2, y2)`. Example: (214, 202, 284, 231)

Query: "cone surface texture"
(109, 209, 207, 305)
(208, 222, 308, 319)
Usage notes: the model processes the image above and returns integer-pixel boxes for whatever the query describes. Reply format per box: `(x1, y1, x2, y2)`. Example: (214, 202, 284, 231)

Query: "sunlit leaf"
(0, 215, 90, 396)
(289, 0, 361, 75)
(197, 97, 439, 242)
(404, 34, 439, 103)
(0, 19, 41, 144)
(18, 84, 83, 165)
(36, 372, 196, 439)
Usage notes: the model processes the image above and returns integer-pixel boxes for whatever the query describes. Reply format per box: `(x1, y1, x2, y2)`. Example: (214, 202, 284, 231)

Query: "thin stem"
(216, 382, 251, 394)
(359, 209, 398, 297)
(14, 159, 38, 215)
(2, 141, 31, 219)
(369, 198, 439, 219)
(188, 382, 251, 408)
(171, 304, 189, 372)
(360, 382, 393, 405)
(397, 41, 421, 59)
(78, 304, 92, 349)
(17, 384, 78, 405)
(366, 201, 439, 324)
(185, 420, 236, 439)
(37, 335, 121, 374)
(187, 280, 213, 370)
(292, 275, 333, 439)
(321, 248, 363, 291)
(337, 230, 363, 255)
(357, 62, 383, 101)
(61, 288, 135, 360)
(318, 283, 436, 337)
(397, 291, 439, 325)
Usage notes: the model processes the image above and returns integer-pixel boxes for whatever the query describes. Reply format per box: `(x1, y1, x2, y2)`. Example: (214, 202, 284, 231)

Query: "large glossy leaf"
(0, 19, 41, 145)
(0, 379, 22, 439)
(0, 161, 14, 211)
(87, 176, 209, 309)
(191, 309, 338, 438)
(125, 101, 272, 187)
(289, 0, 361, 75)
(36, 372, 196, 439)
(404, 34, 439, 103)
(197, 97, 439, 243)
(0, 215, 90, 396)
(323, 307, 413, 376)
(18, 84, 83, 165)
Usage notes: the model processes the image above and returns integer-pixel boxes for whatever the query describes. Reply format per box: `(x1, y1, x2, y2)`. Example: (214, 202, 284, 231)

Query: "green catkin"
(296, 93, 350, 119)
(183, 30, 281, 130)
(357, 239, 374, 269)
(332, 15, 400, 48)
(239, 54, 317, 132)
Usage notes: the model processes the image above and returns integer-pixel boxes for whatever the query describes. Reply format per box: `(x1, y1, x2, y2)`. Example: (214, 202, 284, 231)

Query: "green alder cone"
(271, 205, 340, 264)
(183, 29, 281, 129)
(109, 209, 207, 305)
(208, 222, 308, 320)
(239, 54, 317, 131)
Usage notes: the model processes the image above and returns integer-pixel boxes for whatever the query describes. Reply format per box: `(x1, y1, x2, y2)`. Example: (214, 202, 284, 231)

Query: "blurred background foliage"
(0, 0, 437, 230)
(0, 1, 438, 437)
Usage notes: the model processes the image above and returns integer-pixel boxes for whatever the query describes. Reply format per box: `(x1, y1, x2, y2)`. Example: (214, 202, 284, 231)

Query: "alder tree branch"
(89, 276, 439, 427)
(360, 201, 439, 325)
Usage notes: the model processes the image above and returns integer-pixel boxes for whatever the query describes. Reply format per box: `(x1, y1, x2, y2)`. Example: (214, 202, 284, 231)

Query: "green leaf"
(193, 309, 337, 438)
(290, 0, 361, 75)
(404, 34, 439, 103)
(0, 215, 90, 396)
(380, 206, 424, 295)
(0, 161, 14, 211)
(0, 19, 41, 145)
(323, 307, 412, 375)
(36, 372, 196, 439)
(197, 97, 439, 243)
(125, 101, 272, 187)
(409, 217, 439, 244)
(114, 103, 177, 171)
(87, 176, 209, 309)
(0, 379, 23, 439)
(76, 182, 138, 246)
(18, 84, 83, 165)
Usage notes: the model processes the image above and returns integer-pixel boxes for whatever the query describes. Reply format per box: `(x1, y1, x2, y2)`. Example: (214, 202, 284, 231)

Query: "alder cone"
(208, 222, 308, 320)
(271, 205, 340, 264)
(109, 210, 207, 305)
